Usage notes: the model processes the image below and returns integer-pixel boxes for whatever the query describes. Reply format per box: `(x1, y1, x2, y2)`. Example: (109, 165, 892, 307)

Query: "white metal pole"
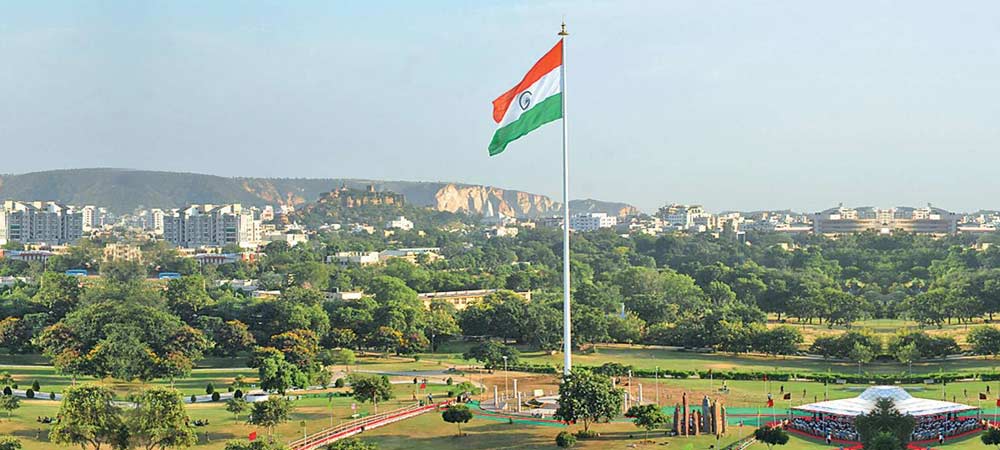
(558, 22, 571, 376)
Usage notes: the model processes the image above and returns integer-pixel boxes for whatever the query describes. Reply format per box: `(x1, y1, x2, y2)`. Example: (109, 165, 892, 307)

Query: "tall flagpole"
(559, 21, 572, 376)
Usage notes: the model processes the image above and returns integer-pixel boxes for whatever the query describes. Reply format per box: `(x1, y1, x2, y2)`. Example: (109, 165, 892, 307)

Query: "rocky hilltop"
(0, 169, 639, 218)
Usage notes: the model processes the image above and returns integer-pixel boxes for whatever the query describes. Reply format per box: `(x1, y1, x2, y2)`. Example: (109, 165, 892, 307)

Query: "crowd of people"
(910, 416, 979, 441)
(789, 417, 859, 442)
(788, 415, 981, 443)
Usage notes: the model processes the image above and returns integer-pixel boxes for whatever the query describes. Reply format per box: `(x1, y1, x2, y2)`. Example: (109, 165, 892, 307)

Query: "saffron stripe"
(492, 40, 563, 123)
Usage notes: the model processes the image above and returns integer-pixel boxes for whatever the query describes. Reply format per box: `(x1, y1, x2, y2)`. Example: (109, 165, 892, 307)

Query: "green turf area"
(421, 341, 1000, 376)
(6, 349, 1000, 449)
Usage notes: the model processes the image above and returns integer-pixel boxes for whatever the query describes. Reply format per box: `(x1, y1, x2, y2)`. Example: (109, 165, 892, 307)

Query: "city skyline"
(4, 1, 1000, 213)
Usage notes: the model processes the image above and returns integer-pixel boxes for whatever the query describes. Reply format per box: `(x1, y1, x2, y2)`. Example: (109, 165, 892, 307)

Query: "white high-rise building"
(0, 201, 85, 245)
(162, 204, 259, 248)
(569, 212, 618, 232)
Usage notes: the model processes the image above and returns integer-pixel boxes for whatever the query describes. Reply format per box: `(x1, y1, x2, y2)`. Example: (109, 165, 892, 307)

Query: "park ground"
(7, 331, 1000, 449)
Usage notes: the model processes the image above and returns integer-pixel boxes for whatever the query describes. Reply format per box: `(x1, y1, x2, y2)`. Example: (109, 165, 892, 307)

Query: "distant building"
(417, 289, 532, 310)
(811, 204, 959, 235)
(328, 251, 381, 266)
(385, 216, 414, 231)
(485, 226, 519, 238)
(193, 253, 249, 266)
(162, 204, 259, 248)
(0, 249, 56, 264)
(379, 247, 442, 263)
(325, 290, 365, 301)
(216, 279, 259, 294)
(263, 231, 309, 247)
(569, 213, 617, 232)
(657, 204, 709, 230)
(103, 243, 142, 262)
(0, 201, 85, 245)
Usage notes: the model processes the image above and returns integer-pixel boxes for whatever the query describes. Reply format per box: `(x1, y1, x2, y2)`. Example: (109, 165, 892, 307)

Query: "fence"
(288, 400, 453, 450)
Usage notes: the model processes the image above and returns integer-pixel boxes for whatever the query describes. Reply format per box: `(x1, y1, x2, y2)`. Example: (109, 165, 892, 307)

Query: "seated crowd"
(789, 417, 858, 441)
(788, 416, 980, 443)
(910, 416, 979, 441)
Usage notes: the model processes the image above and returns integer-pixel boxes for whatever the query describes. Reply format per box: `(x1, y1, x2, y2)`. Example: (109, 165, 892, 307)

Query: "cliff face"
(433, 183, 558, 217)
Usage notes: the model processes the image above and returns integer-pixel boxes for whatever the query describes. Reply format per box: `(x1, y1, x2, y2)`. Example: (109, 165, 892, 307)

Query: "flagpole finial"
(558, 22, 568, 36)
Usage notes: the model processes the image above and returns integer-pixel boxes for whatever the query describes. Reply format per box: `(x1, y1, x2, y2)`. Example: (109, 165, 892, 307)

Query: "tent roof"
(793, 386, 977, 417)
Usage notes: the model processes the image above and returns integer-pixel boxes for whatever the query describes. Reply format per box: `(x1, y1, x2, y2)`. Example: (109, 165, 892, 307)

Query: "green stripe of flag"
(488, 93, 563, 156)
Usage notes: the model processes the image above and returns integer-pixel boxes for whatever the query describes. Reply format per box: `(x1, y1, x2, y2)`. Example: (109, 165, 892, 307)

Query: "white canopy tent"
(794, 386, 977, 418)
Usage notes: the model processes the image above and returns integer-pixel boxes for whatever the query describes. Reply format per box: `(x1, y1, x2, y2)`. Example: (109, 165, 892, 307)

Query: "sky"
(3, 1, 1000, 213)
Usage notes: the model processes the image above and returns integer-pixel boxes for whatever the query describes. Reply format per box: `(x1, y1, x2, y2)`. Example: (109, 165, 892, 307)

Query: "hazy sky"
(3, 1, 1000, 213)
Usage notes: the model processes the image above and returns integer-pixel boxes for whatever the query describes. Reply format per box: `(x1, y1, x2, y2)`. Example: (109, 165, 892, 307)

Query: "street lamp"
(655, 366, 659, 405)
(502, 355, 509, 403)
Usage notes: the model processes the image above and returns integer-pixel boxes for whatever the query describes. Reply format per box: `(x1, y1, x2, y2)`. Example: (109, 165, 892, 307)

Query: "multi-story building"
(0, 201, 85, 245)
(569, 212, 618, 232)
(811, 204, 959, 235)
(103, 243, 142, 262)
(657, 204, 709, 230)
(327, 251, 381, 266)
(379, 247, 443, 263)
(162, 204, 259, 248)
(417, 289, 532, 310)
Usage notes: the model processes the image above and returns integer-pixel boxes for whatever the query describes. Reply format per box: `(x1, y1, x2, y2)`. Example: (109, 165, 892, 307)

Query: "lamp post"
(503, 355, 509, 402)
(655, 366, 660, 405)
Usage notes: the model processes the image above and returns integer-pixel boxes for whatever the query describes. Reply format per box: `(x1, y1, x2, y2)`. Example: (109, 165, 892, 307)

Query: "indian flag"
(489, 40, 564, 156)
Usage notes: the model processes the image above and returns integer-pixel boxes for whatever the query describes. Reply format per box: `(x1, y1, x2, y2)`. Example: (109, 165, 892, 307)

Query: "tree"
(0, 436, 21, 450)
(0, 396, 19, 420)
(982, 427, 1000, 448)
(127, 387, 197, 450)
(753, 425, 789, 449)
(626, 404, 668, 440)
(969, 326, 1000, 357)
(226, 398, 249, 421)
(349, 375, 393, 413)
(441, 404, 473, 436)
(36, 300, 210, 381)
(553, 369, 624, 433)
(0, 317, 40, 354)
(31, 272, 83, 321)
(849, 342, 876, 375)
(325, 439, 378, 450)
(251, 348, 307, 395)
(248, 397, 293, 437)
(752, 326, 803, 356)
(893, 342, 918, 373)
(51, 385, 126, 450)
(462, 341, 519, 371)
(214, 320, 256, 356)
(854, 398, 914, 449)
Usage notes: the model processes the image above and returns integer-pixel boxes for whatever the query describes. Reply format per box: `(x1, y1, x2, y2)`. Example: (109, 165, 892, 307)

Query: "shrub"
(49, 392, 55, 400)
(25, 389, 33, 399)
(234, 389, 243, 399)
(575, 430, 599, 439)
(212, 392, 221, 402)
(30, 381, 39, 392)
(447, 391, 454, 397)
(334, 378, 345, 388)
(1, 387, 9, 396)
(556, 431, 577, 447)
(446, 377, 453, 386)
(206, 383, 215, 395)
(190, 394, 197, 403)
(228, 386, 233, 392)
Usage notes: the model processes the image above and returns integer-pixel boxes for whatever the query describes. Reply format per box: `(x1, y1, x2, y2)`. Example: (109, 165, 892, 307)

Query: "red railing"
(288, 400, 453, 450)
